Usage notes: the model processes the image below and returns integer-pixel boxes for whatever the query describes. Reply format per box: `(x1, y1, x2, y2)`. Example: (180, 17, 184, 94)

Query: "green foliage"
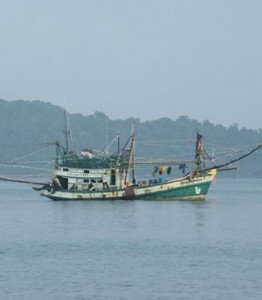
(0, 99, 262, 177)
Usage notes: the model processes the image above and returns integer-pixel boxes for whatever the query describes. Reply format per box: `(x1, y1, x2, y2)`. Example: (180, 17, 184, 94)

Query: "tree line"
(0, 99, 262, 177)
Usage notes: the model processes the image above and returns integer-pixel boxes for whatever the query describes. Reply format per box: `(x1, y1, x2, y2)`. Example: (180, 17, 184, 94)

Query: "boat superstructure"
(41, 127, 215, 201)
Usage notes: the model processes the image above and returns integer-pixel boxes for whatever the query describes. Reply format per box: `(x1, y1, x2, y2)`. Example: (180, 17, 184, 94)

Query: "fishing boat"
(0, 117, 261, 201)
(34, 123, 216, 201)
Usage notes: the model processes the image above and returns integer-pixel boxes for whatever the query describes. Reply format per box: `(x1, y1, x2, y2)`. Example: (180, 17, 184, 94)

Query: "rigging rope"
(5, 144, 53, 163)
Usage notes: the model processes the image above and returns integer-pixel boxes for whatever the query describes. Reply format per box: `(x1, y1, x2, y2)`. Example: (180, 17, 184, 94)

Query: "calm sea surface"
(0, 178, 262, 300)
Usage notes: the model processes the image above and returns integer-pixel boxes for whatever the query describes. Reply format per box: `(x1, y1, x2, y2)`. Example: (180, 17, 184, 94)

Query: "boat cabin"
(53, 166, 125, 191)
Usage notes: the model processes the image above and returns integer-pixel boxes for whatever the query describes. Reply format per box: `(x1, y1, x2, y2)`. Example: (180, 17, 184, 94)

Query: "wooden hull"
(41, 175, 213, 201)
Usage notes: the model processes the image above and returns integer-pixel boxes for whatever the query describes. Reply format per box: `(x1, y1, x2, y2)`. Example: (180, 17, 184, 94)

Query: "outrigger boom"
(0, 176, 48, 185)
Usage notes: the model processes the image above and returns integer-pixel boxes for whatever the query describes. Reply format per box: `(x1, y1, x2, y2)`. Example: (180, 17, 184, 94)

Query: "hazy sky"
(1, 0, 261, 129)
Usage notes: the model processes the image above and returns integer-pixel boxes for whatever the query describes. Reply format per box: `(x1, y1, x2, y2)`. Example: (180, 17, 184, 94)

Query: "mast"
(125, 122, 136, 185)
(55, 141, 59, 167)
(105, 117, 109, 155)
(195, 132, 204, 171)
(131, 123, 136, 184)
(117, 133, 120, 154)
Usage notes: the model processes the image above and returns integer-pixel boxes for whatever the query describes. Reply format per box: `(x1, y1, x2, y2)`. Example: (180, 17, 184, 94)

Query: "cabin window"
(63, 168, 69, 172)
(84, 170, 89, 174)
(59, 177, 68, 189)
(84, 179, 89, 183)
(111, 169, 116, 185)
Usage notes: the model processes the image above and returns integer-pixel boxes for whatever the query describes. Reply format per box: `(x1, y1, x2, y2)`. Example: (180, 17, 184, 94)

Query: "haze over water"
(0, 178, 262, 300)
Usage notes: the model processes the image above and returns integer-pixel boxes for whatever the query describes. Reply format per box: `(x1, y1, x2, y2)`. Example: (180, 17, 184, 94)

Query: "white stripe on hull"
(41, 175, 213, 201)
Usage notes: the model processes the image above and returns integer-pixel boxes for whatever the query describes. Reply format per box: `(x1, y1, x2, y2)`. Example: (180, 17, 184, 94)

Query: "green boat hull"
(135, 180, 212, 201)
(41, 176, 213, 201)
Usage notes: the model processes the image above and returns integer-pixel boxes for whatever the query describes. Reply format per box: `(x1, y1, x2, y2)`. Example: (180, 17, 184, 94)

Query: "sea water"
(0, 178, 262, 300)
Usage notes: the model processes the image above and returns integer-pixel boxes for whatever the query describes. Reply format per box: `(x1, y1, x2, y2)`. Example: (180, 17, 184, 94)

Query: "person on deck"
(102, 172, 110, 189)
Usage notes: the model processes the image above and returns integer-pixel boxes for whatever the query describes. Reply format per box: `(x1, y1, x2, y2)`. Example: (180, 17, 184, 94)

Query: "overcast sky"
(0, 0, 261, 129)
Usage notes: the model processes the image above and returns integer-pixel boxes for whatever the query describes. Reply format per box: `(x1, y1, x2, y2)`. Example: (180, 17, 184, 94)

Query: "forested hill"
(1, 99, 262, 177)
